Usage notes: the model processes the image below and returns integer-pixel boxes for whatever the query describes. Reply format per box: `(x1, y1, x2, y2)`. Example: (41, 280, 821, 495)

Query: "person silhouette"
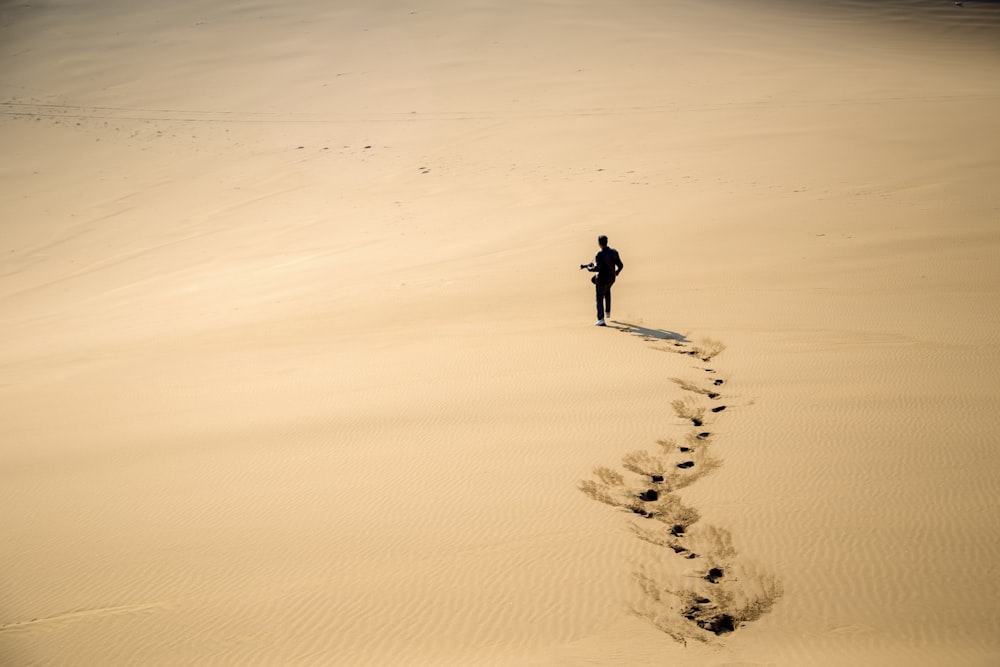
(580, 235, 623, 326)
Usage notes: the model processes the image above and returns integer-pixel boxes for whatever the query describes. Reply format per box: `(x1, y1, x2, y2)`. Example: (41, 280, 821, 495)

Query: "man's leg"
(595, 283, 607, 323)
(605, 286, 612, 318)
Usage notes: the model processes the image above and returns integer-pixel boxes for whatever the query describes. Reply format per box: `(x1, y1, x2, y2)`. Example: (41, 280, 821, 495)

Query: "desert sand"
(2, 0, 999, 664)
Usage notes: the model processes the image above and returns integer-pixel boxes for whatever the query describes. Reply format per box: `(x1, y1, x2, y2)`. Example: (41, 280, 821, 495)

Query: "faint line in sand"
(0, 602, 168, 633)
(5, 90, 999, 125)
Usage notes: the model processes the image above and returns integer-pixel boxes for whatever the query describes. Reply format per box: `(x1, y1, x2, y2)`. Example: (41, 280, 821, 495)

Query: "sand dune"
(2, 0, 999, 664)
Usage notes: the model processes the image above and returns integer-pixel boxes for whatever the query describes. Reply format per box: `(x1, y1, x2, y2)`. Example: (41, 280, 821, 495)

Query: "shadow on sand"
(608, 321, 688, 343)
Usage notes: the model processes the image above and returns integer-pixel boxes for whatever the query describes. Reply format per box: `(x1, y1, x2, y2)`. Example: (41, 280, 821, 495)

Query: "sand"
(2, 0, 999, 664)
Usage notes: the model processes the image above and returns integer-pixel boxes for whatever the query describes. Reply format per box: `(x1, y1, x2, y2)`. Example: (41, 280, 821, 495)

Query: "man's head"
(598, 235, 609, 248)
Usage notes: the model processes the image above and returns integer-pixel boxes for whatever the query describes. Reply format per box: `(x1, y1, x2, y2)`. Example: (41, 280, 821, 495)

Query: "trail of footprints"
(579, 336, 782, 644)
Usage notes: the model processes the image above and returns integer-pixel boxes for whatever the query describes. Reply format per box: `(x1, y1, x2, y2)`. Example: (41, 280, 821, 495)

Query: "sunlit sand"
(2, 0, 999, 664)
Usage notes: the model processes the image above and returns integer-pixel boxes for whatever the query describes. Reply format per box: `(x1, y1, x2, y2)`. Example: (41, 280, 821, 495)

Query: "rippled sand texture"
(2, 0, 999, 664)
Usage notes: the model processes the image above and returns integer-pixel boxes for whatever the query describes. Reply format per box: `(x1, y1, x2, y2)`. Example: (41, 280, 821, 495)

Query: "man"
(580, 235, 623, 326)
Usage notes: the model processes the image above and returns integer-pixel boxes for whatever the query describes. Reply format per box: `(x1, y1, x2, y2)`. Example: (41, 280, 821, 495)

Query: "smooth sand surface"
(2, 0, 999, 664)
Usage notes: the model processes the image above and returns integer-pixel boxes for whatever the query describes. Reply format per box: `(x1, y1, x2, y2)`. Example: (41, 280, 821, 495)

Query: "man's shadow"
(607, 320, 688, 343)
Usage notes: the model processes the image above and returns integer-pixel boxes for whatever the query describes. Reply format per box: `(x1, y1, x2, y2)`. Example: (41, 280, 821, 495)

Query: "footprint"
(706, 567, 725, 584)
(701, 614, 737, 635)
(667, 545, 699, 560)
(683, 597, 714, 621)
(711, 406, 726, 413)
(679, 446, 692, 453)
(696, 432, 711, 439)
(677, 461, 695, 469)
(707, 392, 720, 399)
(713, 379, 724, 386)
(692, 418, 703, 427)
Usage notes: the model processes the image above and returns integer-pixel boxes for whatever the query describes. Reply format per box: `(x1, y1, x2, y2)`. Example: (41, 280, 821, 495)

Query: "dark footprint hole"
(713, 379, 724, 386)
(707, 392, 720, 399)
(685, 552, 699, 559)
(704, 368, 715, 373)
(679, 446, 692, 453)
(706, 567, 724, 584)
(694, 597, 711, 605)
(692, 418, 703, 427)
(639, 489, 659, 502)
(696, 432, 711, 440)
(701, 614, 737, 636)
(677, 461, 695, 469)
(711, 406, 726, 413)
(651, 474, 664, 483)
(671, 545, 688, 554)
(670, 524, 685, 537)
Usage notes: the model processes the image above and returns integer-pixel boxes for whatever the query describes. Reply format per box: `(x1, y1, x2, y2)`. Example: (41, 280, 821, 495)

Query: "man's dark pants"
(595, 280, 613, 320)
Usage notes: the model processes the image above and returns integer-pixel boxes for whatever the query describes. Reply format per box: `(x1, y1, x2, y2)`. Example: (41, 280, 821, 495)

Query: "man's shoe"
(594, 319, 607, 326)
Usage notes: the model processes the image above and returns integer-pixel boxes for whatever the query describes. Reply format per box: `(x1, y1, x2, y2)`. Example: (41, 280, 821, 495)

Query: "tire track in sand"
(579, 330, 782, 644)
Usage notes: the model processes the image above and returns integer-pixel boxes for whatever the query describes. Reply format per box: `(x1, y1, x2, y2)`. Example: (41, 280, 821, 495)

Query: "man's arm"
(615, 250, 623, 276)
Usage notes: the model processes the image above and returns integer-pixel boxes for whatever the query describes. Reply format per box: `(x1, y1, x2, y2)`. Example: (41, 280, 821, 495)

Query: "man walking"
(580, 235, 623, 326)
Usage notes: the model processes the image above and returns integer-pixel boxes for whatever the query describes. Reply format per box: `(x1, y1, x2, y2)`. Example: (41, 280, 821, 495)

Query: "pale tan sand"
(2, 0, 1000, 664)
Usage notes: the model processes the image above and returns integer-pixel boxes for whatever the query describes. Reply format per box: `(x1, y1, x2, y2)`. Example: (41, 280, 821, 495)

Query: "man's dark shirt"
(590, 247, 623, 285)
